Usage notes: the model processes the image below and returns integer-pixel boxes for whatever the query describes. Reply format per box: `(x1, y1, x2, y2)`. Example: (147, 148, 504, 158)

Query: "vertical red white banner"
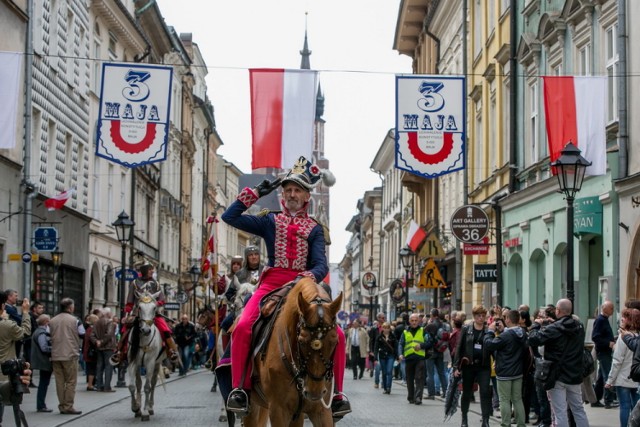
(0, 52, 22, 149)
(396, 75, 466, 178)
(250, 69, 318, 170)
(96, 63, 173, 167)
(542, 76, 607, 176)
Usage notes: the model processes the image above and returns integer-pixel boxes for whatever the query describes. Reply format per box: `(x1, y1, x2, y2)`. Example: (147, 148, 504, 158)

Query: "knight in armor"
(110, 264, 179, 365)
(219, 255, 244, 305)
(221, 156, 350, 419)
(234, 246, 264, 286)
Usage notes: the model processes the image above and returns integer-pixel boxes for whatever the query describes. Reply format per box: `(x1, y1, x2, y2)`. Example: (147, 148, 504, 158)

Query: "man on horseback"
(221, 156, 351, 419)
(110, 264, 179, 366)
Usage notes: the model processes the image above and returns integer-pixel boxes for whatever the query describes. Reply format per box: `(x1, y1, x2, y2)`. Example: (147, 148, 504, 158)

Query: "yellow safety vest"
(403, 328, 426, 358)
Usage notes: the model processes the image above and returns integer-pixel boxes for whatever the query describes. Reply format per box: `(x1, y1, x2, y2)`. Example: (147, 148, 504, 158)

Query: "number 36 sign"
(450, 204, 490, 243)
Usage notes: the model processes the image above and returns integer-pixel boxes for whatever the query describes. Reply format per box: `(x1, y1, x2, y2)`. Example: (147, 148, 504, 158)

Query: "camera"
(1, 358, 28, 396)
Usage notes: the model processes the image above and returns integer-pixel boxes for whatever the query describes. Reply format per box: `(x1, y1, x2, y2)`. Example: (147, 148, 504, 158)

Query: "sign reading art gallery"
(395, 75, 466, 178)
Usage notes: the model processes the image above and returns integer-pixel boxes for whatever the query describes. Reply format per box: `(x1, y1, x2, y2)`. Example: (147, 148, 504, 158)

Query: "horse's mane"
(233, 282, 256, 309)
(281, 279, 329, 327)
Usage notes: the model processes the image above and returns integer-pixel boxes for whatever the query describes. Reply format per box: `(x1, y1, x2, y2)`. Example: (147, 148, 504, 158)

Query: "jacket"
(173, 321, 196, 348)
(221, 188, 329, 283)
(453, 323, 491, 369)
(484, 326, 526, 380)
(346, 327, 369, 359)
(398, 326, 431, 361)
(30, 325, 52, 371)
(90, 316, 117, 351)
(374, 333, 397, 360)
(49, 312, 82, 361)
(528, 315, 585, 385)
(592, 313, 614, 355)
(607, 334, 638, 388)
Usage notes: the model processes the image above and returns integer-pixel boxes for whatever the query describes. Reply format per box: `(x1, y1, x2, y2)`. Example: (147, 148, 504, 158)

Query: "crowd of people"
(341, 298, 640, 427)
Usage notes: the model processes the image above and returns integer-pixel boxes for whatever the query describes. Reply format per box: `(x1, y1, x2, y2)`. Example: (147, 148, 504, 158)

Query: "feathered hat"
(281, 156, 335, 191)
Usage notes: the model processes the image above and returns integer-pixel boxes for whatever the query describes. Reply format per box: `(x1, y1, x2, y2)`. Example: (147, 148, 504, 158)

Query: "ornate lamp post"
(399, 247, 414, 314)
(189, 264, 201, 322)
(550, 142, 590, 307)
(112, 211, 134, 318)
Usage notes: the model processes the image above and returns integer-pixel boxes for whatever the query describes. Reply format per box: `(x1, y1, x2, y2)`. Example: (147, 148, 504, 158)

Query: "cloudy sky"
(154, 0, 413, 262)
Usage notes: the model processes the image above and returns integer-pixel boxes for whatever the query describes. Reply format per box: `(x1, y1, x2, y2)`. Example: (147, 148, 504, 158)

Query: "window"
(47, 120, 57, 192)
(577, 44, 590, 76)
(488, 0, 495, 35)
(489, 82, 497, 172)
(108, 31, 117, 58)
(502, 78, 510, 166)
(474, 101, 483, 186)
(108, 164, 114, 222)
(605, 24, 619, 123)
(65, 132, 72, 189)
(66, 8, 74, 82)
(474, 0, 482, 57)
(93, 157, 100, 222)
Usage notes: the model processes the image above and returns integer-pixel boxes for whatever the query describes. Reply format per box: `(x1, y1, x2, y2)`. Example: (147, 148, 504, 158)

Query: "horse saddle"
(250, 282, 295, 360)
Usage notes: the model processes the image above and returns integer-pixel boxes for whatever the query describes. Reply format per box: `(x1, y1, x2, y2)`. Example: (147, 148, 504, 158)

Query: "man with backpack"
(425, 309, 448, 399)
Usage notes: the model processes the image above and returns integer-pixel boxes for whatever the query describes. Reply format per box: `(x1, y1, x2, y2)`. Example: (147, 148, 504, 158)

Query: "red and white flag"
(542, 76, 607, 176)
(44, 188, 75, 211)
(201, 216, 219, 280)
(250, 69, 318, 170)
(406, 220, 427, 252)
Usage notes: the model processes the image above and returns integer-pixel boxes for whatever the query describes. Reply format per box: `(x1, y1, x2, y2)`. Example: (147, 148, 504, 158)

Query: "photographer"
(0, 292, 31, 424)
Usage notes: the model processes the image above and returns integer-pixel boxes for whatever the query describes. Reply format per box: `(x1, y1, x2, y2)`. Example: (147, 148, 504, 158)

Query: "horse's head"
(233, 282, 256, 311)
(196, 304, 215, 329)
(294, 280, 343, 402)
(136, 291, 159, 336)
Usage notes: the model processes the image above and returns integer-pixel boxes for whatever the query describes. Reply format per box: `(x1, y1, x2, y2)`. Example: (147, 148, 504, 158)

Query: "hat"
(230, 256, 243, 265)
(281, 156, 335, 191)
(244, 246, 260, 256)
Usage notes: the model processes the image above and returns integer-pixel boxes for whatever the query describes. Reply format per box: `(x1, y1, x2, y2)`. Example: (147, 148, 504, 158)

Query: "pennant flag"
(249, 69, 318, 170)
(44, 188, 75, 211)
(406, 220, 427, 252)
(542, 76, 607, 176)
(201, 216, 219, 280)
(0, 51, 23, 149)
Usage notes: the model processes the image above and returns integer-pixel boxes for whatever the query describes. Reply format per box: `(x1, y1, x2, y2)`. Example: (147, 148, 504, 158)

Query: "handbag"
(534, 358, 556, 390)
(87, 345, 97, 359)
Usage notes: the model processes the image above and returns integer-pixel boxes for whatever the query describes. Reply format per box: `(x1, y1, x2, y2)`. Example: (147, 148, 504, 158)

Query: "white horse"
(128, 290, 166, 421)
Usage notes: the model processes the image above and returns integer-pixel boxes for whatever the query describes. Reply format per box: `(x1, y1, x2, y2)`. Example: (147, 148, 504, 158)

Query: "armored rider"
(110, 263, 179, 365)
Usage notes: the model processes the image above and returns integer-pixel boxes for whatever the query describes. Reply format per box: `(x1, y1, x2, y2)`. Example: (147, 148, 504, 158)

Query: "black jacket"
(528, 315, 585, 385)
(484, 326, 526, 379)
(173, 321, 196, 348)
(453, 323, 491, 369)
(375, 333, 397, 360)
(592, 313, 614, 354)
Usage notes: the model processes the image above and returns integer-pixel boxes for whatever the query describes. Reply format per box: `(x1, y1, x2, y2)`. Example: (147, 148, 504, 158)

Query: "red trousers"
(121, 314, 172, 338)
(231, 268, 345, 394)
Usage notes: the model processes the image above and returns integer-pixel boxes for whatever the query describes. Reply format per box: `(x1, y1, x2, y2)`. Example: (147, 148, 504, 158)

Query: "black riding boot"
(461, 413, 468, 427)
(481, 416, 490, 427)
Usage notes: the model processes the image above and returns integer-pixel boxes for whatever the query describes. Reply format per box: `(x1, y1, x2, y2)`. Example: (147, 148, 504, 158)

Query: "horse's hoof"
(218, 414, 227, 422)
(134, 411, 141, 417)
(141, 415, 150, 421)
(149, 409, 154, 415)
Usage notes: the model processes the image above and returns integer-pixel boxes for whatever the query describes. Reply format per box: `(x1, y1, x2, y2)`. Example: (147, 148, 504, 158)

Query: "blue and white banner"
(395, 75, 466, 178)
(96, 63, 173, 167)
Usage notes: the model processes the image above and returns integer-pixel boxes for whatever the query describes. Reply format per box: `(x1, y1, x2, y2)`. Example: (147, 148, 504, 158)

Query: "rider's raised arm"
(221, 188, 270, 238)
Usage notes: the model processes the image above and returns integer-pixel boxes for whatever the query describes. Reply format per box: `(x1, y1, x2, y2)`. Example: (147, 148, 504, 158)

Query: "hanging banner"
(395, 75, 466, 178)
(96, 63, 173, 167)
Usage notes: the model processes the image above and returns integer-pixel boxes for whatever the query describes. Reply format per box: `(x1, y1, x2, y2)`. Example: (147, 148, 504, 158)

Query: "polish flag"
(406, 220, 427, 252)
(250, 69, 318, 170)
(542, 76, 607, 176)
(44, 188, 75, 211)
(201, 216, 218, 280)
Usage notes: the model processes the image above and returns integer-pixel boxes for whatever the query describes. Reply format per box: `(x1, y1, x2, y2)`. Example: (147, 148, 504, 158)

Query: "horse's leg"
(146, 362, 160, 416)
(140, 358, 155, 421)
(128, 359, 141, 416)
(306, 406, 334, 427)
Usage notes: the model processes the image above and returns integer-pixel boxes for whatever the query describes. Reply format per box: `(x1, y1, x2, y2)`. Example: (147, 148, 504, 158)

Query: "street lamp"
(52, 247, 63, 308)
(112, 211, 134, 318)
(399, 247, 414, 314)
(550, 141, 591, 307)
(189, 264, 201, 322)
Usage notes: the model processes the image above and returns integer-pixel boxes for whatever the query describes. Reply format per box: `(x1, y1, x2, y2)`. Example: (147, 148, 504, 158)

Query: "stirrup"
(109, 353, 121, 366)
(227, 388, 250, 416)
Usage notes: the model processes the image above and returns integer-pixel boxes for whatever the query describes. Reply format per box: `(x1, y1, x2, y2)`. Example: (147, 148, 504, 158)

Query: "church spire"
(300, 12, 311, 70)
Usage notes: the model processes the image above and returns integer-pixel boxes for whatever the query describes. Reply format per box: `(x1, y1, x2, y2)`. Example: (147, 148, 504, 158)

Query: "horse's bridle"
(279, 296, 337, 391)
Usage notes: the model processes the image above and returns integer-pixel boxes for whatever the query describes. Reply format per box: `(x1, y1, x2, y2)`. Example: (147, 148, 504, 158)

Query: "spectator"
(31, 314, 53, 412)
(398, 313, 431, 405)
(484, 310, 527, 427)
(23, 300, 44, 388)
(91, 307, 117, 392)
(173, 314, 196, 376)
(220, 256, 244, 303)
(346, 319, 368, 380)
(0, 294, 31, 422)
(593, 300, 618, 408)
(83, 313, 98, 391)
(4, 289, 23, 357)
(374, 322, 397, 394)
(425, 309, 448, 399)
(453, 305, 492, 427)
(49, 298, 85, 415)
(369, 312, 386, 388)
(528, 299, 589, 427)
(394, 313, 408, 383)
(606, 307, 640, 427)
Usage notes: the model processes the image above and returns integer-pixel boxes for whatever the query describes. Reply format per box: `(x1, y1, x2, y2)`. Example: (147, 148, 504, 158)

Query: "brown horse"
(243, 278, 343, 427)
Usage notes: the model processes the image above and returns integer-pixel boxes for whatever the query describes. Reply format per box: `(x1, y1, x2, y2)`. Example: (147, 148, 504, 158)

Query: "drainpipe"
(617, 0, 628, 179)
(22, 0, 36, 298)
(423, 0, 441, 74)
(491, 191, 509, 307)
(509, 0, 518, 193)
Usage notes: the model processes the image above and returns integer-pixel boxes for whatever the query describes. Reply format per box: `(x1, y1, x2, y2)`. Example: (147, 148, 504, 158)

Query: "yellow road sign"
(418, 233, 445, 259)
(417, 258, 446, 289)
